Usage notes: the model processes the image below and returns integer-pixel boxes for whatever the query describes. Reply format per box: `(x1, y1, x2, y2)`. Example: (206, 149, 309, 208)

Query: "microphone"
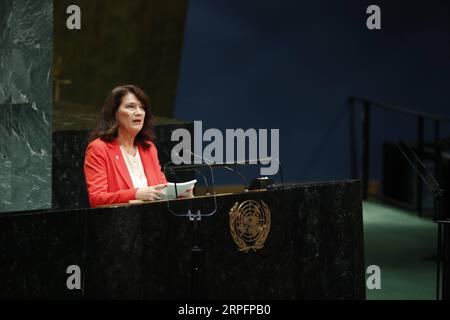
(182, 149, 249, 192)
(160, 146, 218, 219)
(171, 150, 212, 196)
(193, 168, 211, 195)
(223, 165, 249, 192)
(163, 161, 180, 197)
(162, 148, 185, 197)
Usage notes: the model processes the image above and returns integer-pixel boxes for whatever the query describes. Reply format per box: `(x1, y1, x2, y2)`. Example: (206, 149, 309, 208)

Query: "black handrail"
(349, 96, 450, 122)
(349, 96, 450, 216)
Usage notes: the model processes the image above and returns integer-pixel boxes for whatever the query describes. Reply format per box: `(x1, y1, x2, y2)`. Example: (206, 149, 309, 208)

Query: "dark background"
(53, 0, 188, 118)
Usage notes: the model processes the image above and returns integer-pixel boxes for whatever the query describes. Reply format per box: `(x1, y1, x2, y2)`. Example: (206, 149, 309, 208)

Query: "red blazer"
(84, 138, 167, 208)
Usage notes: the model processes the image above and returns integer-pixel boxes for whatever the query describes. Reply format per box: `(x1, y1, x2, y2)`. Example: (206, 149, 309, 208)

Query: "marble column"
(0, 0, 52, 212)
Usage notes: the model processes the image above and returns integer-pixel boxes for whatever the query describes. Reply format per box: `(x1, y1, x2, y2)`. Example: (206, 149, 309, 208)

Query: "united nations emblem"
(229, 200, 271, 252)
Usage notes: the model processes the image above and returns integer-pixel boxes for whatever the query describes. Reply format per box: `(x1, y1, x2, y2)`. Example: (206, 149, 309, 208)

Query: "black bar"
(434, 120, 442, 205)
(437, 213, 442, 300)
(349, 96, 450, 122)
(435, 120, 443, 300)
(443, 222, 450, 300)
(362, 102, 370, 200)
(191, 217, 202, 299)
(416, 116, 424, 216)
(349, 97, 358, 179)
(435, 120, 441, 142)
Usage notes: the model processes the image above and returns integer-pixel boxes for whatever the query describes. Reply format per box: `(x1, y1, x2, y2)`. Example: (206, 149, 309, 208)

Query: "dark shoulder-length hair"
(88, 84, 155, 149)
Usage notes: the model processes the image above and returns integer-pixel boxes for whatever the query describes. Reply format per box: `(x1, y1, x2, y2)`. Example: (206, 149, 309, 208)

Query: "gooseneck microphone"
(171, 150, 212, 196)
(183, 149, 249, 192)
(163, 162, 179, 197)
(223, 166, 249, 191)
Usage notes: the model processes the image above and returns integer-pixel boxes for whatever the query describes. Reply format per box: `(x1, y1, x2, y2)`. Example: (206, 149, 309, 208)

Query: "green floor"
(363, 201, 438, 300)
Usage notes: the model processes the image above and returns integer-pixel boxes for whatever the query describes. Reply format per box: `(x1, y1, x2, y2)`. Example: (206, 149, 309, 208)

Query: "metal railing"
(349, 96, 450, 216)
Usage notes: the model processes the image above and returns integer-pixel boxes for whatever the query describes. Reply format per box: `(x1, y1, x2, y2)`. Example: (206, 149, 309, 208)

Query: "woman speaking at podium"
(84, 84, 191, 208)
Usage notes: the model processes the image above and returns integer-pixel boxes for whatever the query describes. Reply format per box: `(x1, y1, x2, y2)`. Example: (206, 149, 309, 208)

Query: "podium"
(0, 180, 365, 299)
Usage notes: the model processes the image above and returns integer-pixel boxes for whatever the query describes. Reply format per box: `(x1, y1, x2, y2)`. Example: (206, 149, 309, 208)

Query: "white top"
(120, 146, 148, 188)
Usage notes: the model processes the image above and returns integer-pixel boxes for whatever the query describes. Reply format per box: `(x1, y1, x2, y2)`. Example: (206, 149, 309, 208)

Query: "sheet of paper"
(160, 179, 197, 200)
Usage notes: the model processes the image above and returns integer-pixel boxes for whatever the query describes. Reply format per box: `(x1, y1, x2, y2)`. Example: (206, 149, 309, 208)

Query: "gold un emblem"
(229, 200, 271, 252)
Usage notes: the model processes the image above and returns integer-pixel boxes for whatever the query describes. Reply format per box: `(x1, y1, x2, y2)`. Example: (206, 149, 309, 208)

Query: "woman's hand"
(136, 184, 167, 201)
(178, 187, 194, 199)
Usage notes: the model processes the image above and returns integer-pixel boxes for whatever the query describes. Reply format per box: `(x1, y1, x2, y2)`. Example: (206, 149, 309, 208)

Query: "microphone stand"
(224, 165, 249, 191)
(165, 150, 283, 297)
(170, 151, 213, 196)
(163, 164, 180, 197)
(396, 141, 445, 300)
(163, 159, 217, 299)
(185, 149, 252, 192)
(193, 168, 212, 195)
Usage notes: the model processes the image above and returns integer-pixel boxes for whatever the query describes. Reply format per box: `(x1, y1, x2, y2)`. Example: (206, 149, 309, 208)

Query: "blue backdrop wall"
(174, 0, 450, 186)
